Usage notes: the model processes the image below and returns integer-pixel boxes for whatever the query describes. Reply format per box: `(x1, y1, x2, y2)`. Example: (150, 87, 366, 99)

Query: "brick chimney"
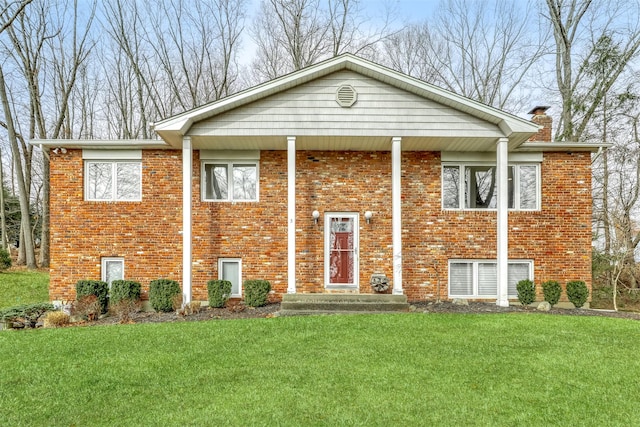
(528, 106, 552, 142)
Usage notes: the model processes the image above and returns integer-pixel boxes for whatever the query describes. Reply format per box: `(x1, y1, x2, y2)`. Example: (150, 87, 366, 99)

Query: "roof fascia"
(30, 139, 171, 149)
(515, 141, 611, 152)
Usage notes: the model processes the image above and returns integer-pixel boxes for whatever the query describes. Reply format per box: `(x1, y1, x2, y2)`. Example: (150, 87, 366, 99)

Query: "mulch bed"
(81, 300, 640, 327)
(414, 301, 640, 320)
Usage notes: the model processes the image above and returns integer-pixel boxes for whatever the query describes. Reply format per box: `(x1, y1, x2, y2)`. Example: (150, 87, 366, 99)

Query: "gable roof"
(153, 53, 540, 149)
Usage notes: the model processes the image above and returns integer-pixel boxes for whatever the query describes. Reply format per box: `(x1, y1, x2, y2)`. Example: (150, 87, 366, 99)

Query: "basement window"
(102, 257, 124, 288)
(219, 258, 242, 297)
(448, 260, 532, 299)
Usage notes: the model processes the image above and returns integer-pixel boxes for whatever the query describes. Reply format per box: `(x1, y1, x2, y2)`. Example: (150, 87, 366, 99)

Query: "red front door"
(326, 214, 359, 288)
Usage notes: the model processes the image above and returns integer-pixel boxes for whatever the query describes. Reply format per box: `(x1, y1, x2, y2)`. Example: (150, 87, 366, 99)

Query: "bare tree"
(250, 0, 399, 82)
(1, 0, 95, 267)
(382, 23, 437, 83)
(0, 66, 36, 267)
(101, 0, 247, 138)
(383, 0, 547, 111)
(544, 0, 640, 141)
(0, 0, 32, 34)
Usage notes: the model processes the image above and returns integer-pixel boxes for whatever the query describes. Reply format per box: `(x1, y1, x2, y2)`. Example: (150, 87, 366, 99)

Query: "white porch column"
(392, 137, 403, 295)
(287, 136, 297, 294)
(182, 136, 193, 304)
(496, 137, 509, 307)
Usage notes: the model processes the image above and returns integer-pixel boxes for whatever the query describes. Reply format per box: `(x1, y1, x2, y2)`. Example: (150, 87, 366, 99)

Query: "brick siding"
(49, 148, 592, 303)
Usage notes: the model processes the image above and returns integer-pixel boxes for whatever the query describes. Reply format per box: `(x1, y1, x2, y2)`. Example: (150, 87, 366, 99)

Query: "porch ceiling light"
(364, 211, 373, 224)
(312, 210, 320, 224)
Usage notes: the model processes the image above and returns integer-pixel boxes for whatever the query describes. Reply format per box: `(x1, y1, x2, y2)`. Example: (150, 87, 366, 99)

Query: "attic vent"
(336, 84, 357, 107)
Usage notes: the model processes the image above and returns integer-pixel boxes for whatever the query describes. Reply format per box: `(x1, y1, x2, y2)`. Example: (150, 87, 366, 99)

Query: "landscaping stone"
(537, 301, 551, 311)
(452, 298, 469, 306)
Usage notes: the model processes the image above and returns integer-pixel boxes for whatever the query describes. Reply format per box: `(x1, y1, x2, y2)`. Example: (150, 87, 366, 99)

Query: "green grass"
(1, 314, 639, 426)
(0, 269, 49, 308)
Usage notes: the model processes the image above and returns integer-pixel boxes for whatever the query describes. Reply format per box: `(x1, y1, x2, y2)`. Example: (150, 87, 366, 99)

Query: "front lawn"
(0, 269, 49, 309)
(1, 313, 639, 426)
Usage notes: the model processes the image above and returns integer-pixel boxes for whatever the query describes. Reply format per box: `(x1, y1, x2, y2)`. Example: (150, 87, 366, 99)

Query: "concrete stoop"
(278, 293, 410, 316)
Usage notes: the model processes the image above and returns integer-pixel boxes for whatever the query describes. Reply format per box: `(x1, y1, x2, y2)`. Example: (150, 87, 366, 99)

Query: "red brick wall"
(49, 149, 183, 301)
(401, 151, 592, 301)
(49, 149, 592, 303)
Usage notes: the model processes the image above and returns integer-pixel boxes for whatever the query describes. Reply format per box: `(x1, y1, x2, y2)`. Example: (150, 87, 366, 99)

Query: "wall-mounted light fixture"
(312, 210, 320, 224)
(364, 211, 373, 224)
(52, 147, 67, 155)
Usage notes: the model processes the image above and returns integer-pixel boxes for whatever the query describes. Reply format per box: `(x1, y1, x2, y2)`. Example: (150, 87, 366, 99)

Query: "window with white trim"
(219, 258, 242, 297)
(442, 164, 539, 210)
(202, 162, 258, 201)
(102, 257, 124, 287)
(85, 161, 142, 201)
(448, 260, 533, 298)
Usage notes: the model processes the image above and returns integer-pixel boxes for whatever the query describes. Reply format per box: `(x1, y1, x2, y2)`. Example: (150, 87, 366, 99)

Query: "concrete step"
(278, 309, 408, 317)
(279, 293, 409, 316)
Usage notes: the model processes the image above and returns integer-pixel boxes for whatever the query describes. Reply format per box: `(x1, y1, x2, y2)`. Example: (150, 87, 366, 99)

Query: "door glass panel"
(329, 217, 355, 285)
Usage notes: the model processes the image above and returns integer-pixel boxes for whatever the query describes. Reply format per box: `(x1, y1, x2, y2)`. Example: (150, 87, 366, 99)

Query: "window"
(442, 164, 539, 210)
(85, 161, 141, 201)
(219, 258, 242, 297)
(203, 162, 258, 201)
(448, 260, 533, 298)
(102, 257, 124, 288)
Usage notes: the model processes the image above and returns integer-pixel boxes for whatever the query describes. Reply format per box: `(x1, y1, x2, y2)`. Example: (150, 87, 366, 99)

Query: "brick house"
(37, 54, 599, 306)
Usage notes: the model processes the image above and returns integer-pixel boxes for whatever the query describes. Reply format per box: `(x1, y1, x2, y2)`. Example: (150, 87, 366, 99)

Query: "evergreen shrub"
(244, 279, 271, 307)
(207, 280, 232, 308)
(0, 303, 55, 328)
(110, 280, 141, 305)
(76, 280, 109, 314)
(0, 248, 11, 271)
(149, 279, 181, 312)
(542, 280, 562, 307)
(516, 279, 536, 306)
(566, 280, 589, 308)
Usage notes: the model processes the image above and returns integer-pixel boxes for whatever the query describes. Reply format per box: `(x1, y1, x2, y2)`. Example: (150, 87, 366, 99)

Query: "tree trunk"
(0, 147, 7, 250)
(0, 66, 36, 268)
(39, 148, 50, 267)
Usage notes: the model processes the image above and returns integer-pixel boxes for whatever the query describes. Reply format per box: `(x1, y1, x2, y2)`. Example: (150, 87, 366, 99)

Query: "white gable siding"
(188, 70, 502, 140)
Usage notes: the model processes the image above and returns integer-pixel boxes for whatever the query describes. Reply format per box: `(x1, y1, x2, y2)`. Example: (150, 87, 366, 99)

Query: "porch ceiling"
(188, 135, 517, 152)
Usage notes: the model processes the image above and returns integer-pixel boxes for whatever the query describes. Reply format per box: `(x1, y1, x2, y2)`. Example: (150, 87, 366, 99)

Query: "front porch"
(278, 293, 410, 316)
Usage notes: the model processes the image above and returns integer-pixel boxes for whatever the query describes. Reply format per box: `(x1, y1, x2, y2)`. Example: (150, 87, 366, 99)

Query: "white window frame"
(101, 257, 124, 288)
(218, 258, 242, 298)
(442, 163, 540, 211)
(201, 161, 259, 202)
(448, 259, 533, 299)
(84, 161, 142, 202)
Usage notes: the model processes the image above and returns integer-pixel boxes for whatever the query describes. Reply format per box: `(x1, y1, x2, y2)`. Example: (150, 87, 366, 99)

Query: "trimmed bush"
(566, 280, 589, 308)
(0, 303, 55, 328)
(0, 248, 11, 271)
(542, 280, 562, 307)
(110, 280, 141, 305)
(516, 279, 536, 306)
(76, 280, 109, 314)
(244, 279, 271, 307)
(207, 280, 232, 308)
(149, 279, 181, 312)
